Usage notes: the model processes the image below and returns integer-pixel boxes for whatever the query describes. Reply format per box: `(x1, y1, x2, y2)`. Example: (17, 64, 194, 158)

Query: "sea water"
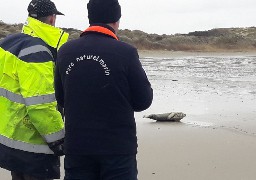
(138, 55, 256, 136)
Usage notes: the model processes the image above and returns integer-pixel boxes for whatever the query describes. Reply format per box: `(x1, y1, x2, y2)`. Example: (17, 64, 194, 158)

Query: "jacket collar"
(22, 17, 69, 50)
(81, 24, 119, 40)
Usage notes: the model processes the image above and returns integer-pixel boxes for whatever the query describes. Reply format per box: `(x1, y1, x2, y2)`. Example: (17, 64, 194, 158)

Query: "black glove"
(48, 138, 64, 156)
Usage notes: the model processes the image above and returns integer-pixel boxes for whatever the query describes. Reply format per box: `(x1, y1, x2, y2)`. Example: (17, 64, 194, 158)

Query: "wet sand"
(1, 51, 256, 180)
(1, 121, 256, 180)
(136, 50, 256, 179)
(136, 117, 256, 180)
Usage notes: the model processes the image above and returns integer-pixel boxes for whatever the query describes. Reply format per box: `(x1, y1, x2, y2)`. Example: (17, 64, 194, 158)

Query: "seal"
(143, 112, 186, 121)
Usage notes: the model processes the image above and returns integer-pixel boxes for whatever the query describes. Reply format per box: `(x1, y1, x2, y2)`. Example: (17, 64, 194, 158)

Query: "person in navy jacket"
(54, 0, 153, 179)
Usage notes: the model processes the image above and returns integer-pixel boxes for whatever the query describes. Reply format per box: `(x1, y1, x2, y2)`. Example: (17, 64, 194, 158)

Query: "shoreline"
(138, 50, 256, 58)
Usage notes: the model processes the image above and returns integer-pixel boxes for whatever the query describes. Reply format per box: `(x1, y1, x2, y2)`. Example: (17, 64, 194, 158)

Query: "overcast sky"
(0, 0, 255, 35)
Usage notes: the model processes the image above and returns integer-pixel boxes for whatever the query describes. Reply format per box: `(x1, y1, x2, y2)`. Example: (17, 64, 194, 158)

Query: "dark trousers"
(11, 171, 53, 180)
(64, 154, 138, 180)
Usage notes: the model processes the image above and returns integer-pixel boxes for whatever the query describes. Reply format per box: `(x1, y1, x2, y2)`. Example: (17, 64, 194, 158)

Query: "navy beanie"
(87, 0, 121, 24)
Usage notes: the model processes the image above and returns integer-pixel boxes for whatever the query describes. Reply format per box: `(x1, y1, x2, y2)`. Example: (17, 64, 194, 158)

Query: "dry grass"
(1, 20, 256, 52)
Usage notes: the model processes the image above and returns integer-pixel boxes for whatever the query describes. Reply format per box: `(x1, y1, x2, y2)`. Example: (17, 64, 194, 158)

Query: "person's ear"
(49, 15, 56, 26)
(112, 20, 120, 32)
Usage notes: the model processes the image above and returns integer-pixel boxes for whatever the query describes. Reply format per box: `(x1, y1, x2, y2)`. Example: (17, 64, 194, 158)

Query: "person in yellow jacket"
(0, 0, 69, 179)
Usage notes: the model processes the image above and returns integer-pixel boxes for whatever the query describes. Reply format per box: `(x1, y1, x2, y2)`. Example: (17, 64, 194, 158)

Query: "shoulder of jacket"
(115, 40, 138, 56)
(116, 39, 136, 50)
(10, 34, 55, 63)
(1, 33, 48, 50)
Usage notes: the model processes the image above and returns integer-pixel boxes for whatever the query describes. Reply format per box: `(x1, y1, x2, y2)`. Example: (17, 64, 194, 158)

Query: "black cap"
(87, 0, 121, 24)
(28, 0, 64, 18)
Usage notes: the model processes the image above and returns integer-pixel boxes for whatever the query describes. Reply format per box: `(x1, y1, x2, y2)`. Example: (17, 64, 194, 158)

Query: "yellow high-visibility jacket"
(0, 17, 69, 155)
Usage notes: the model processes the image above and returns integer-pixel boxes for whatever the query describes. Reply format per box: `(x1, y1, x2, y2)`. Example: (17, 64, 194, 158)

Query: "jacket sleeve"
(54, 59, 65, 108)
(16, 55, 64, 144)
(127, 48, 153, 112)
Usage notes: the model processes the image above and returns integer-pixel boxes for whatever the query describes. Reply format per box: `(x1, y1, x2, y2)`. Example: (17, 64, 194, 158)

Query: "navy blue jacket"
(55, 25, 153, 155)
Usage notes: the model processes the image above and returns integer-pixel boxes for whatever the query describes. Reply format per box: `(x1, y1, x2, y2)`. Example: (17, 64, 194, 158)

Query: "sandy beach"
(136, 50, 256, 179)
(1, 51, 256, 180)
(1, 119, 256, 180)
(136, 118, 256, 180)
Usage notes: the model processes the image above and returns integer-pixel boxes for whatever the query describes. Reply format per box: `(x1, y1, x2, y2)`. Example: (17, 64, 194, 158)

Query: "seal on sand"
(143, 112, 186, 121)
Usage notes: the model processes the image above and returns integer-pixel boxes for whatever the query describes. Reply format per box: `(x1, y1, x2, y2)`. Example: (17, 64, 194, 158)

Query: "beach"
(1, 51, 256, 180)
(136, 118, 256, 180)
(1, 125, 256, 180)
(137, 50, 256, 179)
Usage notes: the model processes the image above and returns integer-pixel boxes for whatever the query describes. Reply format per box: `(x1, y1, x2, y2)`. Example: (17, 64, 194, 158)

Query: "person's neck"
(90, 23, 116, 33)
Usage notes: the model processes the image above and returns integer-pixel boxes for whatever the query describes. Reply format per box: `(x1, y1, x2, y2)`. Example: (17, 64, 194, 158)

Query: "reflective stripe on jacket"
(0, 17, 69, 154)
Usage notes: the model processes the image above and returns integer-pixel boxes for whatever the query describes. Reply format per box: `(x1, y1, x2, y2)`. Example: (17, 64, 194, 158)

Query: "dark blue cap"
(28, 0, 64, 18)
